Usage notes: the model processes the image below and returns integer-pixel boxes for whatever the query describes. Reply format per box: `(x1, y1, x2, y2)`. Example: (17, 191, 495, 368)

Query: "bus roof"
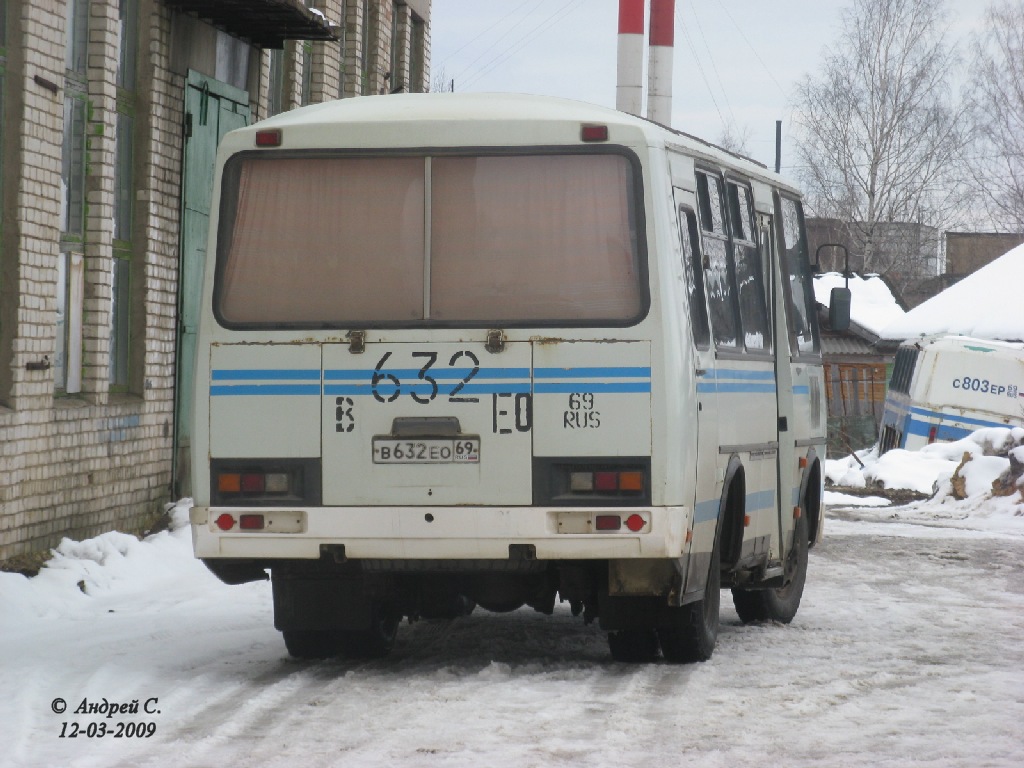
(231, 92, 796, 191)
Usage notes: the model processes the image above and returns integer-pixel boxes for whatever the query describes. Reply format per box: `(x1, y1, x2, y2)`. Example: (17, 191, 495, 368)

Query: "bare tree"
(430, 66, 454, 93)
(717, 122, 753, 156)
(964, 1, 1024, 232)
(793, 0, 969, 290)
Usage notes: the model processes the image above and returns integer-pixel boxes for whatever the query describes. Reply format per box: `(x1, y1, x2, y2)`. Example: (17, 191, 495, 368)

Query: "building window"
(389, 1, 400, 92)
(300, 40, 313, 105)
(361, 0, 371, 94)
(110, 0, 137, 389)
(58, 0, 90, 394)
(337, 0, 348, 96)
(268, 48, 285, 115)
(410, 13, 425, 93)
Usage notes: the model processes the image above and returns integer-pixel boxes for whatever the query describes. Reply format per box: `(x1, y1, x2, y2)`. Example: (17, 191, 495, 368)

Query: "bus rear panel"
(190, 94, 825, 662)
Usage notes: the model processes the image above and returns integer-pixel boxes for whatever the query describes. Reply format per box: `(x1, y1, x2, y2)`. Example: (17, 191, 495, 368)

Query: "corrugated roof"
(820, 334, 879, 357)
(164, 0, 338, 49)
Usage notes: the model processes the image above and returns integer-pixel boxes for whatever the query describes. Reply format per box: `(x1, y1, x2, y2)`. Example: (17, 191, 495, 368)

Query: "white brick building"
(0, 0, 431, 563)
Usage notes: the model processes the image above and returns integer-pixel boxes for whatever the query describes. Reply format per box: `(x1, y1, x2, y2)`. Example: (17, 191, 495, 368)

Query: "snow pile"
(0, 501, 202, 622)
(813, 272, 905, 336)
(825, 427, 1024, 535)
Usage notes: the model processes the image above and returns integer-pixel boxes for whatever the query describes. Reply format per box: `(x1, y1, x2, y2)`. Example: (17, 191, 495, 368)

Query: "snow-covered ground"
(2, 429, 1023, 768)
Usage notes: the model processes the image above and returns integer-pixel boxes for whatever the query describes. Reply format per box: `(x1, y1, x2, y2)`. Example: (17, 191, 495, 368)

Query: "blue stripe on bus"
(694, 499, 720, 524)
(323, 383, 534, 397)
(905, 419, 973, 442)
(696, 382, 777, 394)
(700, 369, 775, 380)
(908, 406, 1011, 431)
(533, 366, 651, 379)
(323, 368, 531, 380)
(212, 369, 320, 380)
(694, 490, 775, 524)
(210, 384, 321, 396)
(746, 489, 776, 512)
(792, 385, 810, 395)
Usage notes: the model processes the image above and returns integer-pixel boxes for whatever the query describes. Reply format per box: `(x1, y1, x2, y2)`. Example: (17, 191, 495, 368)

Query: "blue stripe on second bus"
(902, 405, 1012, 443)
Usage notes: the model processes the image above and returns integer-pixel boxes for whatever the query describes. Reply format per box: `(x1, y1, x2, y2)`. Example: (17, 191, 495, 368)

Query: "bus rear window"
(215, 152, 645, 328)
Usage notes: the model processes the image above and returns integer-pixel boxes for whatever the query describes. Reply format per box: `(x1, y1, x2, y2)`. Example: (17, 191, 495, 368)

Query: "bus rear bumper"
(190, 505, 690, 561)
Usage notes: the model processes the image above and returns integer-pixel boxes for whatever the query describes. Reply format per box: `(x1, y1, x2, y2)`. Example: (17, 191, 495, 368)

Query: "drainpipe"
(647, 0, 674, 126)
(616, 0, 645, 116)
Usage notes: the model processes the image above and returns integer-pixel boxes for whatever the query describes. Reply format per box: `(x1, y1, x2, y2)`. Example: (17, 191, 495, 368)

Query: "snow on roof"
(813, 272, 906, 337)
(881, 243, 1024, 342)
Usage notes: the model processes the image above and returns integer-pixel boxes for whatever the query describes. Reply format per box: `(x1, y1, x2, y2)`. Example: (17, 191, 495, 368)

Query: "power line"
(450, 0, 550, 86)
(685, 1, 737, 128)
(459, 0, 585, 92)
(711, 0, 789, 99)
(438, 0, 538, 70)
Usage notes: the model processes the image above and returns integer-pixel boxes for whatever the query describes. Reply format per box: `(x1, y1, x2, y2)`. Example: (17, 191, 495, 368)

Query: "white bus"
(879, 335, 1024, 453)
(189, 93, 827, 663)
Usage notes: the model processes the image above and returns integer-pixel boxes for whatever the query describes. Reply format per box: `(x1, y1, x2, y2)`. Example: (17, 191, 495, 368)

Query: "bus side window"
(695, 171, 740, 350)
(775, 194, 820, 355)
(677, 205, 711, 349)
(726, 180, 771, 353)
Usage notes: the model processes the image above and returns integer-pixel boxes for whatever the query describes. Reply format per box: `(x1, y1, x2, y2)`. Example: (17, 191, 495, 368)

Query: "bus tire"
(657, 532, 721, 663)
(732, 512, 808, 624)
(608, 628, 660, 663)
(283, 630, 338, 660)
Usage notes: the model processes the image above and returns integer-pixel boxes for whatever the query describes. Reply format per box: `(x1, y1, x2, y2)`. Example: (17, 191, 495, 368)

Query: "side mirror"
(829, 286, 851, 331)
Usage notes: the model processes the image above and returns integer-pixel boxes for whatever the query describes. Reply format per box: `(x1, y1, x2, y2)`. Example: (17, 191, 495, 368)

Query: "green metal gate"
(174, 71, 250, 497)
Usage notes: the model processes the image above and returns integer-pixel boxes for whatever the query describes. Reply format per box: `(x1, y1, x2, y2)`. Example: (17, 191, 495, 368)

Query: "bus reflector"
(215, 513, 235, 531)
(239, 514, 265, 530)
(928, 426, 938, 444)
(218, 473, 242, 493)
(255, 129, 282, 147)
(581, 124, 609, 142)
(265, 473, 289, 493)
(241, 473, 265, 493)
(625, 514, 645, 532)
(595, 515, 621, 531)
(619, 471, 644, 491)
(569, 472, 594, 492)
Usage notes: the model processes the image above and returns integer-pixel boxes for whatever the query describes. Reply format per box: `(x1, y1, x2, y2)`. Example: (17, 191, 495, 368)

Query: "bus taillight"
(255, 129, 282, 147)
(210, 459, 321, 506)
(928, 426, 938, 444)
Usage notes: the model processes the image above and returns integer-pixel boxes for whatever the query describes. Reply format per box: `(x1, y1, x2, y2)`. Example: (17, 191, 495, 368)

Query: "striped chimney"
(647, 0, 675, 126)
(616, 0, 645, 116)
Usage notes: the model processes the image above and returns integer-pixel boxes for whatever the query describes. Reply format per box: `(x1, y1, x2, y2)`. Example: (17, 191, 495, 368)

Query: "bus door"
(762, 208, 798, 557)
(776, 192, 827, 543)
(695, 171, 780, 573)
(673, 191, 720, 594)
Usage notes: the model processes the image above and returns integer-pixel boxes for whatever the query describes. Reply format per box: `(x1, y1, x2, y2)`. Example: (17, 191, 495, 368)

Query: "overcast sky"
(429, 0, 988, 178)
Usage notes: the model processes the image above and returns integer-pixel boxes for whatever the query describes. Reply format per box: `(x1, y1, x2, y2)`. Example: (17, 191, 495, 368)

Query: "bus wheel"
(608, 629, 660, 663)
(732, 512, 808, 624)
(658, 534, 721, 663)
(283, 630, 338, 660)
(337, 608, 401, 659)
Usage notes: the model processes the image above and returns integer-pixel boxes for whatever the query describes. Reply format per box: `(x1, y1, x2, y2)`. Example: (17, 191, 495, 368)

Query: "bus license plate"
(372, 437, 480, 464)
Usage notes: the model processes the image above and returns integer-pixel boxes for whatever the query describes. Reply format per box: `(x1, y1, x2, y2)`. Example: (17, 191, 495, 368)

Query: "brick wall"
(0, 0, 431, 563)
